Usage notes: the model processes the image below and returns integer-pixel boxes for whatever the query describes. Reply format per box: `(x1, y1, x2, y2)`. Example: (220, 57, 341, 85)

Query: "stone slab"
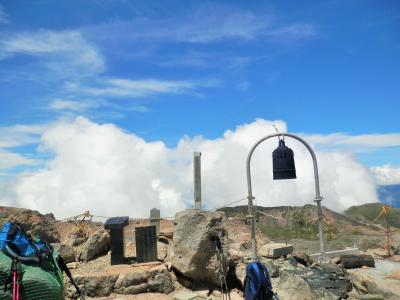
(259, 243, 293, 258)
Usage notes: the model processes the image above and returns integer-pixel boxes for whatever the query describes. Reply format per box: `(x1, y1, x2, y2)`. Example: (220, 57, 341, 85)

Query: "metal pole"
(246, 133, 326, 262)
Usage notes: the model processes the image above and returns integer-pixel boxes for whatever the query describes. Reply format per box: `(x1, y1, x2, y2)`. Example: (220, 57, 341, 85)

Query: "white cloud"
(371, 164, 400, 185)
(0, 5, 9, 24)
(0, 30, 104, 77)
(5, 117, 379, 219)
(50, 99, 100, 112)
(65, 78, 214, 98)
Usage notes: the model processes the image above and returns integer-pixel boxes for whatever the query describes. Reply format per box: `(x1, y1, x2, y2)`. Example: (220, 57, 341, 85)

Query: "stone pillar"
(149, 208, 160, 235)
(104, 216, 129, 265)
(194, 152, 202, 210)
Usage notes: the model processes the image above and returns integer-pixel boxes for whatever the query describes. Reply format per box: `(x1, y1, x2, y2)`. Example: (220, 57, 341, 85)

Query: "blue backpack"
(0, 221, 53, 263)
(244, 261, 276, 300)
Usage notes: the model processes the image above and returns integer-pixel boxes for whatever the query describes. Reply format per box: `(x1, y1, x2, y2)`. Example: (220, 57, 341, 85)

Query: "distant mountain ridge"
(378, 184, 400, 208)
(344, 202, 400, 228)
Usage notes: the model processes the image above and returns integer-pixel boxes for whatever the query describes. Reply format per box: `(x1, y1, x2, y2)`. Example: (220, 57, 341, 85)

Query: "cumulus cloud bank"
(371, 164, 400, 185)
(9, 117, 378, 219)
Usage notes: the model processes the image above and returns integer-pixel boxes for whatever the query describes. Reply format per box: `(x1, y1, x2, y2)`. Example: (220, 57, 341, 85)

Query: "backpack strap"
(4, 244, 39, 263)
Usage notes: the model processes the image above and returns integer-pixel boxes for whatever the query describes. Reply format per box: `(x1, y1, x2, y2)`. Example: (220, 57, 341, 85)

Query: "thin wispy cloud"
(50, 99, 101, 112)
(0, 124, 44, 171)
(86, 5, 315, 44)
(0, 124, 46, 148)
(65, 78, 217, 98)
(49, 98, 151, 116)
(0, 152, 38, 170)
(0, 30, 104, 77)
(0, 5, 9, 24)
(306, 133, 400, 152)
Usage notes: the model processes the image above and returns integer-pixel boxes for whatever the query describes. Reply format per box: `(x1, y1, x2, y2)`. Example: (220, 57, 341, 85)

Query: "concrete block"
(259, 243, 293, 258)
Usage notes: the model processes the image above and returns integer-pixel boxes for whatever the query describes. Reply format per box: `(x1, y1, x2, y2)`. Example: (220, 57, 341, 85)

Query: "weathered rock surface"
(172, 209, 230, 286)
(114, 264, 174, 295)
(0, 207, 60, 243)
(74, 274, 118, 297)
(273, 259, 352, 300)
(265, 260, 280, 278)
(276, 270, 323, 300)
(65, 230, 86, 247)
(79, 229, 110, 262)
(348, 260, 400, 300)
(64, 264, 173, 298)
(292, 251, 312, 266)
(53, 243, 76, 263)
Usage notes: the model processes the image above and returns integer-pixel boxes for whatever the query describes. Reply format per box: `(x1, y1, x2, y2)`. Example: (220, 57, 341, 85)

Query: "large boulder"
(53, 243, 76, 263)
(172, 209, 230, 286)
(79, 228, 110, 262)
(0, 207, 60, 243)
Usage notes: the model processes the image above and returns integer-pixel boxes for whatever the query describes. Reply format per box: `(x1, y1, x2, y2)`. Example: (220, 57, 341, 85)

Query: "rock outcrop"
(114, 264, 174, 294)
(172, 209, 230, 286)
(348, 260, 400, 300)
(65, 230, 86, 247)
(0, 207, 60, 243)
(64, 264, 174, 298)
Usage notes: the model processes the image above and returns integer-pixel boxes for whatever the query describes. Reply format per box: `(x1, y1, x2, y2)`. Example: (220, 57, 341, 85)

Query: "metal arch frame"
(246, 133, 327, 262)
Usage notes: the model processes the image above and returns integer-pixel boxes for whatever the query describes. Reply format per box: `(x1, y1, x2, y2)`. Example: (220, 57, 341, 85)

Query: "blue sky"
(0, 0, 399, 170)
(1, 0, 400, 217)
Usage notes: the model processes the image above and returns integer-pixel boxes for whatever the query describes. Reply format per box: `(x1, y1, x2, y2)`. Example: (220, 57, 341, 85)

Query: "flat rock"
(113, 264, 174, 295)
(172, 290, 207, 300)
(259, 243, 293, 258)
(356, 295, 385, 300)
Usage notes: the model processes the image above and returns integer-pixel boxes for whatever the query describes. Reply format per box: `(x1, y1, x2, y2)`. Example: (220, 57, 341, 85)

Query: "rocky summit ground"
(0, 204, 400, 300)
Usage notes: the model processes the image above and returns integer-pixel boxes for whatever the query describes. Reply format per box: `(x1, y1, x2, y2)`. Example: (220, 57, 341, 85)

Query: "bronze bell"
(272, 139, 297, 180)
